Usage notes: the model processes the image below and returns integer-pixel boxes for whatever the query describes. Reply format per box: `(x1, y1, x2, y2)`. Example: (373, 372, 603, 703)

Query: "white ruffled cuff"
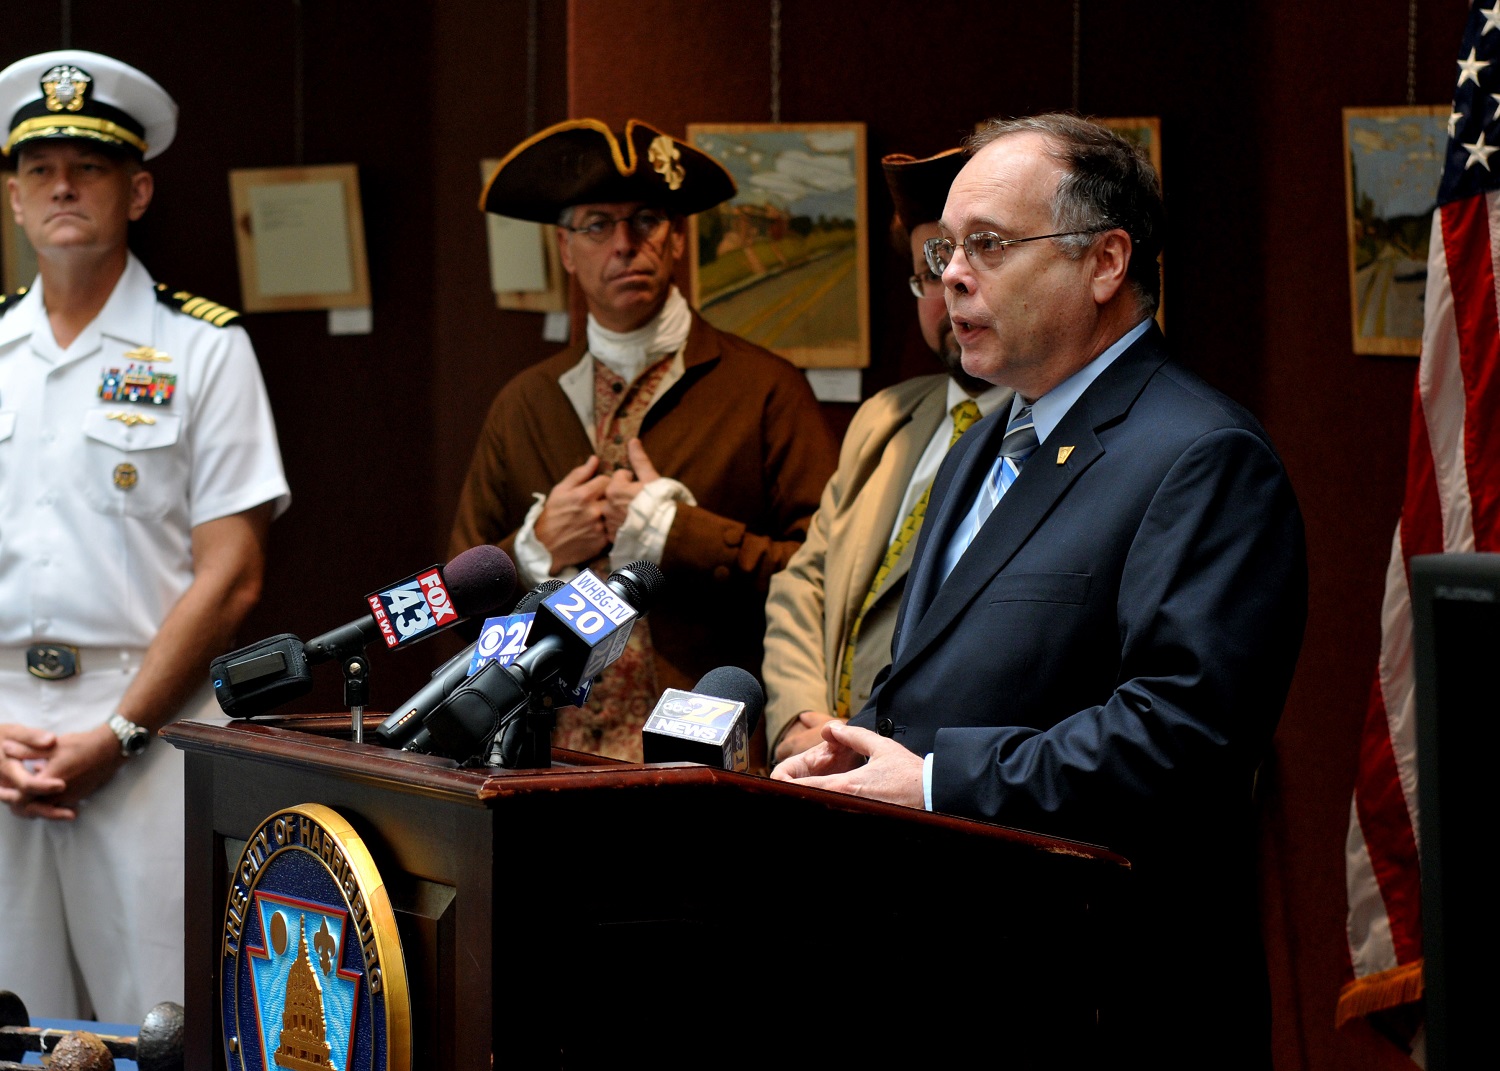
(514, 494, 563, 586)
(609, 477, 695, 569)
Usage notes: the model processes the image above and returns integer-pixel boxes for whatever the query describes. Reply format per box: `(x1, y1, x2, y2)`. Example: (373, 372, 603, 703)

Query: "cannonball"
(44, 1030, 113, 1071)
(137, 1000, 185, 1071)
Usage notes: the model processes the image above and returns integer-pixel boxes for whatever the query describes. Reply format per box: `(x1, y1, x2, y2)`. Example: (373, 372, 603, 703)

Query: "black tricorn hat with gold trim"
(481, 118, 736, 223)
(882, 148, 968, 232)
(0, 50, 177, 162)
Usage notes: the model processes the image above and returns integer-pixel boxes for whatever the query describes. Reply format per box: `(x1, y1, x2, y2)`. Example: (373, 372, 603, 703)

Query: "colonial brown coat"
(450, 313, 836, 694)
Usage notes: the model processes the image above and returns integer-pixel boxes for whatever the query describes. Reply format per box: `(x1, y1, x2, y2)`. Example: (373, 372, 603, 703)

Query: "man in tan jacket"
(763, 148, 1011, 760)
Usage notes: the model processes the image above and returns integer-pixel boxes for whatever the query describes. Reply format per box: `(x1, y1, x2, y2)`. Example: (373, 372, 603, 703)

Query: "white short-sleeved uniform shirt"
(0, 253, 290, 648)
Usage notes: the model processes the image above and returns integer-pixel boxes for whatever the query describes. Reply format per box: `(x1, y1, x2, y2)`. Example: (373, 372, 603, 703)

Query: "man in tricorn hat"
(762, 148, 1013, 762)
(452, 119, 835, 761)
(0, 51, 289, 1020)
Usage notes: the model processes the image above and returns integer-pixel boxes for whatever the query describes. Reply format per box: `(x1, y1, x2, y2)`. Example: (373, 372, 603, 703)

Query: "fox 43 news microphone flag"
(1340, 3, 1500, 1050)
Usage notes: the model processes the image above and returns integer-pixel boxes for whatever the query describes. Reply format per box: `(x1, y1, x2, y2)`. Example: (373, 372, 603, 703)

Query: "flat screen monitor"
(1410, 553, 1499, 1069)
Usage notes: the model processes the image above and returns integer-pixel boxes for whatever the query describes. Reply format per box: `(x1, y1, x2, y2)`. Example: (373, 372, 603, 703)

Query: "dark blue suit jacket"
(852, 325, 1306, 1061)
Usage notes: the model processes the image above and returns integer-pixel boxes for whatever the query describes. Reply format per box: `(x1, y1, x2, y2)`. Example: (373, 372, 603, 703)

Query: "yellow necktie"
(835, 399, 982, 717)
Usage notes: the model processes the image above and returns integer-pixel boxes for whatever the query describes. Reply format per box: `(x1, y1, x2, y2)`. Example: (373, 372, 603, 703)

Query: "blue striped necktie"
(938, 403, 1040, 585)
(974, 403, 1038, 528)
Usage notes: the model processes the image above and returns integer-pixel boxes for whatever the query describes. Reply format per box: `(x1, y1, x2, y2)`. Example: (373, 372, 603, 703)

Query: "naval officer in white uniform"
(0, 49, 289, 1022)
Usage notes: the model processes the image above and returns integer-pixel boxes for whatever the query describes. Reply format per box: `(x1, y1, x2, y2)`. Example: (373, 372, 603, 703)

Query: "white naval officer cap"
(0, 49, 177, 162)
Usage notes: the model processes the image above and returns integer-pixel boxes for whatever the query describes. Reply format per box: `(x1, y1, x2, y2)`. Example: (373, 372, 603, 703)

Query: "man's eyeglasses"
(566, 208, 672, 243)
(923, 228, 1104, 275)
(908, 271, 943, 299)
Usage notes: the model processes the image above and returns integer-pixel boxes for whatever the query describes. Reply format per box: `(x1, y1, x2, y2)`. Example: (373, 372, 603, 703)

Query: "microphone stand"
(342, 655, 370, 743)
(303, 620, 377, 743)
(487, 691, 556, 769)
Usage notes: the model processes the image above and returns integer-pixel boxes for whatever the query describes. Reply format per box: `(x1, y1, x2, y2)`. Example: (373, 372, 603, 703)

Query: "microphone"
(514, 578, 565, 614)
(304, 544, 518, 663)
(404, 561, 664, 763)
(210, 546, 517, 718)
(513, 561, 663, 697)
(372, 578, 565, 749)
(642, 666, 765, 771)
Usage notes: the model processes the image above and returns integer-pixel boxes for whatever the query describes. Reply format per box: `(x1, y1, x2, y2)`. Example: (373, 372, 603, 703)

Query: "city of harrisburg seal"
(221, 803, 410, 1071)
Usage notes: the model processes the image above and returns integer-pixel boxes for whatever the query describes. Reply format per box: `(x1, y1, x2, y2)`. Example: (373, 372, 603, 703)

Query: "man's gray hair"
(966, 113, 1164, 316)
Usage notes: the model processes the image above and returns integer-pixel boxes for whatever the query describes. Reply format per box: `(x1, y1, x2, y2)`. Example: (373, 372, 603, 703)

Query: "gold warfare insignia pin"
(220, 804, 411, 1071)
(1057, 446, 1075, 465)
(40, 65, 91, 113)
(124, 345, 170, 363)
(106, 411, 156, 427)
(113, 463, 138, 491)
(648, 134, 685, 191)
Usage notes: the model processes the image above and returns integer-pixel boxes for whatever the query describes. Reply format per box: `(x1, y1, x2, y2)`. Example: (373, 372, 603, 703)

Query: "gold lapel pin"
(124, 344, 170, 363)
(1057, 446, 1075, 465)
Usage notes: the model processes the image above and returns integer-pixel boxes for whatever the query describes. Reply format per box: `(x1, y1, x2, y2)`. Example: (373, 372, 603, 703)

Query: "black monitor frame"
(1410, 552, 1499, 1069)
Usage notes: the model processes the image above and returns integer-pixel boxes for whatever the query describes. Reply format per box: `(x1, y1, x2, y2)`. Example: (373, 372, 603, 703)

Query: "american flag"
(1340, 2, 1500, 1057)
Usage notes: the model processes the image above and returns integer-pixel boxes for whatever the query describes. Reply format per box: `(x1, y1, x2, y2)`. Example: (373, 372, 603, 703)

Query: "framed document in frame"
(228, 163, 371, 313)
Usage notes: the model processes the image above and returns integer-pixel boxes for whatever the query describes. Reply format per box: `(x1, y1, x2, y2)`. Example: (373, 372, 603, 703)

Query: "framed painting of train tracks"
(687, 122, 868, 369)
(1343, 105, 1448, 357)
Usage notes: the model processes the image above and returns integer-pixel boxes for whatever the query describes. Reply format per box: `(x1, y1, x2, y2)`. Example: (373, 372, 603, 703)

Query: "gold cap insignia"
(40, 65, 91, 114)
(113, 462, 138, 491)
(124, 345, 170, 363)
(648, 134, 685, 191)
(1056, 446, 1075, 465)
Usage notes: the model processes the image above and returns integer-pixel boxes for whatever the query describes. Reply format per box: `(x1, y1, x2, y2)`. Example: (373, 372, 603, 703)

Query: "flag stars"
(1451, 109, 1467, 136)
(1483, 3, 1500, 36)
(1462, 128, 1500, 170)
(1458, 46, 1490, 88)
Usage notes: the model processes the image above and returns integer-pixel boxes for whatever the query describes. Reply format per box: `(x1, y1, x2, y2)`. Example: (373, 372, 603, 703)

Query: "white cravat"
(585, 285, 692, 384)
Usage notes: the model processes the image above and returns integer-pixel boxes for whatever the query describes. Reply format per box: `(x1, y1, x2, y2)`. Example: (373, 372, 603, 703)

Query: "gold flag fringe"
(1335, 959, 1425, 1028)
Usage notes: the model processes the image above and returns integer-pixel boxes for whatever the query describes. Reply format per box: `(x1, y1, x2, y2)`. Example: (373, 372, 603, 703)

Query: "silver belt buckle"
(26, 644, 80, 681)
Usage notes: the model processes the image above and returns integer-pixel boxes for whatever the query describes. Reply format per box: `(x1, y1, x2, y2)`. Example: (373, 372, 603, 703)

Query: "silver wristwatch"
(106, 714, 151, 758)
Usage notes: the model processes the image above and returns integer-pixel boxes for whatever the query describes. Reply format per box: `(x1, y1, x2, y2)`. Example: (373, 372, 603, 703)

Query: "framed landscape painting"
(1343, 105, 1448, 357)
(1098, 115, 1162, 177)
(1098, 116, 1164, 329)
(687, 122, 869, 369)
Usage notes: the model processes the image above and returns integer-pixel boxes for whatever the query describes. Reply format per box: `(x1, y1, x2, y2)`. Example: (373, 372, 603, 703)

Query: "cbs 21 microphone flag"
(1339, 2, 1500, 1052)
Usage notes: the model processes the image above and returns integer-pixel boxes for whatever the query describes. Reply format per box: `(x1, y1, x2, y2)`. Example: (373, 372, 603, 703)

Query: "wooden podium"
(165, 717, 1130, 1067)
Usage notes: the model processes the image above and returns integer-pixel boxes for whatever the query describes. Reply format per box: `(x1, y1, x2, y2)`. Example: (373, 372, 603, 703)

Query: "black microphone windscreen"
(514, 578, 565, 615)
(444, 545, 518, 617)
(692, 665, 765, 735)
(607, 560, 666, 615)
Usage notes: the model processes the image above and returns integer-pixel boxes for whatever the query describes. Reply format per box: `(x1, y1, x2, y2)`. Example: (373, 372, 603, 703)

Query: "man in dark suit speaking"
(772, 115, 1306, 1062)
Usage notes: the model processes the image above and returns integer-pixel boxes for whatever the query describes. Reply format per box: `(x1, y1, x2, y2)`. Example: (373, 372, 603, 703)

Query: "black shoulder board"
(0, 286, 30, 318)
(155, 283, 241, 327)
